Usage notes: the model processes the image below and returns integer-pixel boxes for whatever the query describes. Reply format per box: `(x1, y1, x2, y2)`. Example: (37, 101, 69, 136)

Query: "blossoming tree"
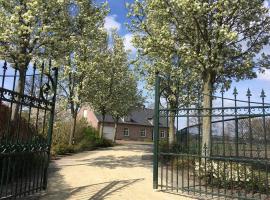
(128, 0, 270, 154)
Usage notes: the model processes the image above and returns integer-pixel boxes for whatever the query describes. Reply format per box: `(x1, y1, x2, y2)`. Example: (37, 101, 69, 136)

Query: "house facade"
(78, 106, 169, 142)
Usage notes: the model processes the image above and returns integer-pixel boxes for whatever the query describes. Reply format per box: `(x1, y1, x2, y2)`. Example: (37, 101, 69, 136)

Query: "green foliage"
(51, 120, 112, 156)
(128, 0, 270, 149)
(82, 30, 142, 129)
(128, 0, 270, 89)
(195, 160, 270, 193)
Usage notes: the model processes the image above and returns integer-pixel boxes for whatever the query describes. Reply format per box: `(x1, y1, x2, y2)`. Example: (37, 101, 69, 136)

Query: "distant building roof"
(95, 107, 168, 128)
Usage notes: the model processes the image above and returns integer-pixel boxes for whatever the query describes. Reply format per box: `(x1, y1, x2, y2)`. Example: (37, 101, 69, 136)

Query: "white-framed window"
(140, 129, 146, 137)
(83, 110, 88, 118)
(160, 130, 166, 138)
(123, 128, 129, 136)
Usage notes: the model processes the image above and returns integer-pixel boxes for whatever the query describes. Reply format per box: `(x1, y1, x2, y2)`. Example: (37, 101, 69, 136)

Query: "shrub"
(195, 160, 270, 193)
(51, 120, 112, 156)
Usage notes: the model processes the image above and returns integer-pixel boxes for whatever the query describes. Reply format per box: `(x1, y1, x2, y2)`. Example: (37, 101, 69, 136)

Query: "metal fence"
(153, 73, 270, 200)
(0, 61, 58, 199)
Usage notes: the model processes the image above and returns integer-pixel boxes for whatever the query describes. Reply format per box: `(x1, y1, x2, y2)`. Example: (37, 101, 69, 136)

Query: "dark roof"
(95, 108, 168, 127)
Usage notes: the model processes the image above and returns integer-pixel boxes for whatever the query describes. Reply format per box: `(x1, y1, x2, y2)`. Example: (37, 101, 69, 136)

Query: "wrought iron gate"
(153, 73, 270, 200)
(0, 61, 58, 199)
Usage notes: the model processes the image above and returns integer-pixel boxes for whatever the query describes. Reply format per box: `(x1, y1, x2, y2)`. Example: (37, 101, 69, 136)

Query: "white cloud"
(258, 69, 270, 81)
(123, 33, 137, 54)
(104, 15, 121, 32)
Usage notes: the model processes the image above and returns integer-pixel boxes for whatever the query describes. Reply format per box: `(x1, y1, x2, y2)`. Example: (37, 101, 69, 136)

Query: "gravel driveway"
(40, 142, 193, 200)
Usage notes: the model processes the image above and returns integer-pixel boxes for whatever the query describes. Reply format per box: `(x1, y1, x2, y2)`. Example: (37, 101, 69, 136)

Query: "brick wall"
(102, 122, 168, 142)
(78, 107, 99, 129)
(78, 107, 170, 142)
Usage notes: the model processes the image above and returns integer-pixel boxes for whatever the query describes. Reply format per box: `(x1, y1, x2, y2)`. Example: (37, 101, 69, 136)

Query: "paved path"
(40, 143, 194, 200)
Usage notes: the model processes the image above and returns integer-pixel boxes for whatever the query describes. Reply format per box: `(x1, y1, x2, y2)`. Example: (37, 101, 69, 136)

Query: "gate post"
(153, 72, 160, 190)
(43, 65, 59, 189)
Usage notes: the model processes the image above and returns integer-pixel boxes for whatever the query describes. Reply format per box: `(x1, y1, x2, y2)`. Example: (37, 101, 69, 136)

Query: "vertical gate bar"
(5, 66, 18, 198)
(21, 64, 36, 196)
(0, 62, 7, 141)
(229, 145, 233, 197)
(7, 67, 18, 143)
(39, 152, 45, 191)
(266, 159, 269, 199)
(39, 65, 52, 191)
(31, 63, 45, 193)
(181, 154, 184, 192)
(176, 107, 179, 193)
(4, 156, 11, 197)
(43, 65, 58, 189)
(153, 72, 160, 190)
(261, 90, 268, 199)
(171, 155, 173, 191)
(187, 89, 190, 194)
(221, 87, 227, 197)
(217, 148, 220, 198)
(257, 147, 262, 200)
(161, 154, 163, 190)
(0, 156, 6, 196)
(234, 88, 239, 157)
(247, 90, 253, 158)
(199, 152, 202, 196)
(233, 88, 240, 198)
(193, 154, 195, 195)
(210, 157, 213, 198)
(166, 152, 168, 190)
(0, 62, 7, 197)
(204, 144, 207, 196)
(35, 151, 40, 192)
(14, 68, 28, 198)
(37, 151, 43, 191)
(12, 155, 18, 198)
(176, 156, 179, 192)
(26, 63, 36, 136)
(19, 153, 26, 197)
(35, 62, 45, 142)
(243, 142, 247, 198)
(197, 90, 202, 196)
(247, 90, 255, 198)
(261, 90, 267, 159)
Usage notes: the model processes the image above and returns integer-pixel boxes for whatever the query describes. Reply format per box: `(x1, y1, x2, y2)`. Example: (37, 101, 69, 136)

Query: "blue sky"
(100, 0, 270, 104)
(1, 1, 270, 105)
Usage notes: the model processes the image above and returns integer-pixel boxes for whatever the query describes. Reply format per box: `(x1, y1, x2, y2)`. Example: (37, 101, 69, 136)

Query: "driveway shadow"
(40, 178, 144, 200)
(64, 154, 153, 169)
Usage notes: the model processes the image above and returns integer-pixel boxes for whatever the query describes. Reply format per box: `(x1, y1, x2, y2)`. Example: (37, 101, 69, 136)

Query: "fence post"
(43, 64, 59, 189)
(153, 72, 160, 190)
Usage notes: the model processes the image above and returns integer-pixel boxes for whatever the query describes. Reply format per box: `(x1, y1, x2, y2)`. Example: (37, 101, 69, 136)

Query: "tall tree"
(55, 0, 107, 145)
(110, 72, 142, 142)
(83, 30, 141, 138)
(136, 55, 199, 145)
(0, 0, 67, 121)
(127, 7, 200, 145)
(128, 0, 270, 154)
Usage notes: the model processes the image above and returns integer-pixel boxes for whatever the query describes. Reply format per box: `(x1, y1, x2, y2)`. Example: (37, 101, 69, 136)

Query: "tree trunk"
(202, 73, 213, 157)
(113, 122, 118, 143)
(11, 69, 26, 122)
(99, 114, 105, 138)
(69, 114, 77, 145)
(168, 110, 176, 146)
